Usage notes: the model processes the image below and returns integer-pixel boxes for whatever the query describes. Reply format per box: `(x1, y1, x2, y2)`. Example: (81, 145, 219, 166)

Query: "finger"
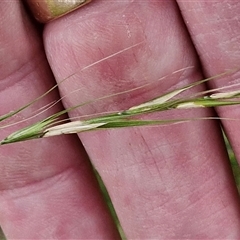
(177, 2, 240, 164)
(0, 1, 119, 239)
(45, 0, 240, 238)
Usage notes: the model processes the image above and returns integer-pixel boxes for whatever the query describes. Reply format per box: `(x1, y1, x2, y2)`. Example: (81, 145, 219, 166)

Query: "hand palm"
(0, 1, 240, 238)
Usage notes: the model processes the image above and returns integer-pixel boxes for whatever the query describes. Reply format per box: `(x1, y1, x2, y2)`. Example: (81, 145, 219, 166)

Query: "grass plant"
(1, 68, 240, 144)
(1, 53, 240, 239)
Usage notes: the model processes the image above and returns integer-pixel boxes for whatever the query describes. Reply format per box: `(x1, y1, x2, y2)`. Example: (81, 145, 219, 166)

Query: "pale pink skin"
(0, 0, 240, 239)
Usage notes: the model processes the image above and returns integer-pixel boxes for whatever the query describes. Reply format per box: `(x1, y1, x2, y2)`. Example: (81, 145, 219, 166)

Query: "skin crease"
(0, 0, 240, 239)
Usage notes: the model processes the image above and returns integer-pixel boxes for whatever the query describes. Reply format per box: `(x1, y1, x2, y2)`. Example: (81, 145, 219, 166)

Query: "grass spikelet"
(1, 67, 240, 145)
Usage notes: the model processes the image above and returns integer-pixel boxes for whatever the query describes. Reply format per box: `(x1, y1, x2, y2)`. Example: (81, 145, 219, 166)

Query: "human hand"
(0, 1, 240, 239)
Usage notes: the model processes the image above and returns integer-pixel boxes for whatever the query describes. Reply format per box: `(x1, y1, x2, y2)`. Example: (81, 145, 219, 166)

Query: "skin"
(0, 0, 240, 238)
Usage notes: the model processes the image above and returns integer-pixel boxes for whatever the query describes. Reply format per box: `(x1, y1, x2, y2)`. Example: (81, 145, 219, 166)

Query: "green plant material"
(93, 169, 126, 240)
(1, 69, 240, 239)
(224, 133, 240, 193)
(0, 43, 144, 128)
(0, 82, 62, 125)
(0, 228, 5, 240)
(0, 117, 58, 145)
(1, 69, 240, 145)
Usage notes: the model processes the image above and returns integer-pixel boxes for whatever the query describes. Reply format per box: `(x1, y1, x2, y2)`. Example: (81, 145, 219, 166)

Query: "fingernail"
(25, 0, 92, 23)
